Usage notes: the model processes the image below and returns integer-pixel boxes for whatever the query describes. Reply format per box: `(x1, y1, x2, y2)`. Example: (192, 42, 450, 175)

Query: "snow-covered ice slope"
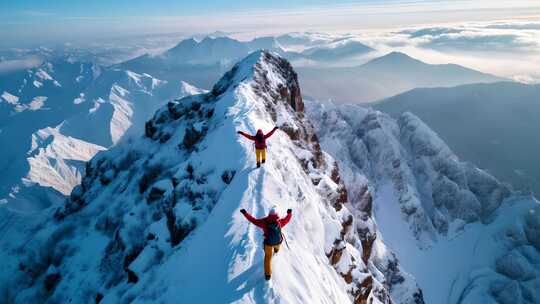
(0, 60, 102, 211)
(0, 51, 423, 303)
(306, 100, 540, 304)
(0, 58, 201, 212)
(26, 126, 107, 195)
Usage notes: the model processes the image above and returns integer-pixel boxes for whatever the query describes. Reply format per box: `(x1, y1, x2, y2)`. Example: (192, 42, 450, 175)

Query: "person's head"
(268, 206, 278, 217)
(257, 129, 263, 135)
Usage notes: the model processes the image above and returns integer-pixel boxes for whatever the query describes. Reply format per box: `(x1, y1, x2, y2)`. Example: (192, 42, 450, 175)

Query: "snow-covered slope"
(306, 100, 540, 303)
(0, 60, 102, 209)
(179, 80, 208, 97)
(59, 69, 180, 147)
(0, 51, 423, 304)
(26, 126, 106, 196)
(0, 57, 200, 212)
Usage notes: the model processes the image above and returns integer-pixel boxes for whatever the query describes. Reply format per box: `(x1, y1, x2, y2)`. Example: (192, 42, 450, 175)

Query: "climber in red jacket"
(240, 206, 292, 280)
(237, 127, 278, 168)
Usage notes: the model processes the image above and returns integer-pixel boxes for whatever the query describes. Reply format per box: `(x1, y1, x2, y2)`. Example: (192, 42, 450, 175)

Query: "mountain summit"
(362, 51, 424, 68)
(297, 51, 505, 103)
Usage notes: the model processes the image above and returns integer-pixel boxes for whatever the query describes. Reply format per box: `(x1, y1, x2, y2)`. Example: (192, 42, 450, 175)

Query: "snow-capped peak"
(363, 51, 424, 68)
(179, 80, 207, 97)
(2, 51, 421, 304)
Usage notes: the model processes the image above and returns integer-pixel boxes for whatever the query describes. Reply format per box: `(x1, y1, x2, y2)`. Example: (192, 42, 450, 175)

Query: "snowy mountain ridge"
(373, 82, 540, 199)
(306, 100, 540, 303)
(0, 59, 199, 212)
(306, 101, 512, 244)
(0, 50, 423, 304)
(1, 50, 539, 304)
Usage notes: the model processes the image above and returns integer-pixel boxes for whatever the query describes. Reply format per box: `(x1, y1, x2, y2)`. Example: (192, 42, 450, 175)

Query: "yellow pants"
(264, 244, 281, 276)
(256, 148, 266, 164)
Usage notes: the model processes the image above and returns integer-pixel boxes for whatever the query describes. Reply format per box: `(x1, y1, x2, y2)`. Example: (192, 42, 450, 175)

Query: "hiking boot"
(262, 159, 266, 164)
(273, 248, 279, 254)
(265, 275, 271, 281)
(257, 162, 261, 168)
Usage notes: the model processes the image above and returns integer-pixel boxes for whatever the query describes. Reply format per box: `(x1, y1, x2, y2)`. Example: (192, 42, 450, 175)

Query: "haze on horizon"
(1, 0, 540, 83)
(1, 0, 540, 42)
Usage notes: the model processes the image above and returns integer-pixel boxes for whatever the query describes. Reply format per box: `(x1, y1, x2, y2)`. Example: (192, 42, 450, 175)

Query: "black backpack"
(255, 133, 264, 145)
(265, 220, 282, 246)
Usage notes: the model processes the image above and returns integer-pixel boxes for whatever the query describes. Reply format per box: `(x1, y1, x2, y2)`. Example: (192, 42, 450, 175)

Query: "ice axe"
(282, 232, 290, 250)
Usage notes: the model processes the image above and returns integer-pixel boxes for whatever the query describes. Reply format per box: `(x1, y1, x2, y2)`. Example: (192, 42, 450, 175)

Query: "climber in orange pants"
(240, 207, 292, 280)
(237, 127, 278, 168)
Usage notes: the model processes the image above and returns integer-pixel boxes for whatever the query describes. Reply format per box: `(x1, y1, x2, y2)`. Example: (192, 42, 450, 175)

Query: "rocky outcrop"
(307, 102, 512, 245)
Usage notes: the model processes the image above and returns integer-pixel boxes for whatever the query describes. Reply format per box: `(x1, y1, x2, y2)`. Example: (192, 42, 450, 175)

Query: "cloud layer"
(399, 21, 540, 53)
(348, 19, 540, 83)
(0, 57, 42, 74)
(1, 18, 539, 83)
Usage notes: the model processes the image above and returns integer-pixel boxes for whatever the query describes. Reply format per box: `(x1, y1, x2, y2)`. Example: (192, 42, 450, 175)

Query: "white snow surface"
(14, 96, 47, 112)
(179, 80, 208, 97)
(26, 126, 106, 196)
(0, 51, 422, 304)
(375, 184, 540, 304)
(1, 91, 19, 104)
(33, 80, 43, 88)
(0, 63, 196, 212)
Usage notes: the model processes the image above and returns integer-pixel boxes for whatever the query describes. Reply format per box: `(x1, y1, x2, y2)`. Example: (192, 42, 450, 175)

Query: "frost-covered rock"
(307, 101, 512, 244)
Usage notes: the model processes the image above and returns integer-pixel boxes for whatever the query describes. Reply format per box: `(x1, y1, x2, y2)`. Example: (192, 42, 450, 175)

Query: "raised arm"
(237, 131, 255, 141)
(264, 127, 278, 139)
(240, 209, 265, 228)
(279, 209, 292, 227)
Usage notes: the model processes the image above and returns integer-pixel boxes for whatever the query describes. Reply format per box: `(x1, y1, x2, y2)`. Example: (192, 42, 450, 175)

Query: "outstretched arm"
(264, 127, 278, 139)
(240, 209, 265, 228)
(237, 131, 255, 141)
(279, 209, 292, 227)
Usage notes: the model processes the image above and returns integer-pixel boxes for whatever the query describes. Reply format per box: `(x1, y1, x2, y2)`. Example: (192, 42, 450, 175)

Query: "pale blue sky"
(2, 0, 370, 16)
(1, 0, 539, 45)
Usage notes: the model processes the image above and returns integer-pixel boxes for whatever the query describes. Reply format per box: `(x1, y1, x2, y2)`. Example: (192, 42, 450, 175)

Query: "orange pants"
(256, 148, 266, 164)
(264, 244, 281, 276)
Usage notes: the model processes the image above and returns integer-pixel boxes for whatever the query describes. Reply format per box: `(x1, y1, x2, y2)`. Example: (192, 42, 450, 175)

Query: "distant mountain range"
(0, 58, 200, 211)
(374, 81, 540, 197)
(3, 51, 538, 304)
(0, 33, 516, 213)
(119, 35, 373, 81)
(297, 51, 506, 103)
(119, 37, 505, 104)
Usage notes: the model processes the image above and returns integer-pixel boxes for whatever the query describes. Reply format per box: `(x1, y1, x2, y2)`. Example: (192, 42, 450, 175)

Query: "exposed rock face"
(307, 102, 512, 245)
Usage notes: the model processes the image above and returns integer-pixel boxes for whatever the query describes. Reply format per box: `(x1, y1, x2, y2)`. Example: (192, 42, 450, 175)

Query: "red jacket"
(238, 127, 278, 149)
(242, 211, 292, 243)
